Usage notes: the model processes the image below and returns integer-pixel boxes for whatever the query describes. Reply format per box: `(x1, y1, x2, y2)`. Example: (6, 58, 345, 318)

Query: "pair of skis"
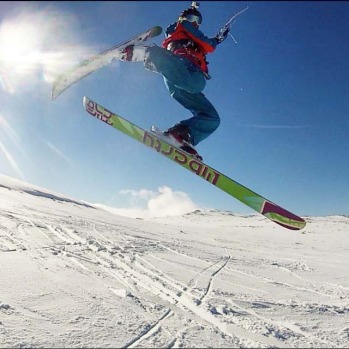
(51, 16, 306, 231)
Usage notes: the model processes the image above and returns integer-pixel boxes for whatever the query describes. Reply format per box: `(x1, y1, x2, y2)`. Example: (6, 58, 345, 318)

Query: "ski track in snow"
(0, 182, 349, 348)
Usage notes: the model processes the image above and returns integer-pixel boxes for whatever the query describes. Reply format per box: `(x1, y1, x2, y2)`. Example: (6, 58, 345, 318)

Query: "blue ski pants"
(144, 45, 220, 146)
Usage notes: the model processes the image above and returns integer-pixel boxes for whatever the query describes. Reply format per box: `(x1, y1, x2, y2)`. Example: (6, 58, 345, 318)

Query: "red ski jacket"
(162, 20, 218, 74)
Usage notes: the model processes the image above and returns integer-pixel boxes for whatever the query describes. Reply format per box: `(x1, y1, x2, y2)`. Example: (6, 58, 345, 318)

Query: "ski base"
(83, 96, 306, 231)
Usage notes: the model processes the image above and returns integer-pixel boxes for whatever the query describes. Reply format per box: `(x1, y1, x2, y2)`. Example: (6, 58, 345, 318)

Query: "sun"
(0, 14, 47, 92)
(0, 9, 93, 93)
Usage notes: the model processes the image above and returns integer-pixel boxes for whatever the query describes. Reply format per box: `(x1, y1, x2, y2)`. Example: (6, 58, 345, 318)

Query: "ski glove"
(215, 26, 230, 44)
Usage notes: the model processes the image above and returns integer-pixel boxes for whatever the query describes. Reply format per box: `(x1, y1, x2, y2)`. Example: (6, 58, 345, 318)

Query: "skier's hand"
(215, 26, 230, 44)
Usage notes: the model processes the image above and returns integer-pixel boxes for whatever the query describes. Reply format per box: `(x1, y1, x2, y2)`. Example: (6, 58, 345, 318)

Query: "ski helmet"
(179, 2, 202, 25)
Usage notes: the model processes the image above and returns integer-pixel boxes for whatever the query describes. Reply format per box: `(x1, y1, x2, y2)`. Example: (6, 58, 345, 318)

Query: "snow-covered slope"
(0, 174, 348, 348)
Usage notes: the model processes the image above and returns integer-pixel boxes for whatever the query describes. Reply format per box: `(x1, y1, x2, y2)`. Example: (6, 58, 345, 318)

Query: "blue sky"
(0, 1, 348, 217)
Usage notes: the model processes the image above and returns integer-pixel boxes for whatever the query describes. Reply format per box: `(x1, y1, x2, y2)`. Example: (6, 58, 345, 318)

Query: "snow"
(0, 174, 348, 348)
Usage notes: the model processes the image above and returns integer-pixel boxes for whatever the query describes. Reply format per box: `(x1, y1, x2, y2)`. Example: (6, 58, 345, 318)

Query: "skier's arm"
(164, 22, 177, 37)
(180, 20, 217, 53)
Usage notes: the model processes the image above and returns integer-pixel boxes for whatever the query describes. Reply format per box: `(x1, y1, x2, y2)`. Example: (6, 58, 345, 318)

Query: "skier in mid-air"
(118, 2, 230, 160)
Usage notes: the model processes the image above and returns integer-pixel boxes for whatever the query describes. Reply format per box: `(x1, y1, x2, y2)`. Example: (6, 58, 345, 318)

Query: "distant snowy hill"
(0, 174, 348, 348)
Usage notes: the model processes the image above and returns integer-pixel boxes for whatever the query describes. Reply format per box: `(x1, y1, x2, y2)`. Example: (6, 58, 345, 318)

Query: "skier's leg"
(121, 45, 220, 145)
(121, 45, 205, 94)
(164, 80, 220, 146)
(146, 45, 206, 94)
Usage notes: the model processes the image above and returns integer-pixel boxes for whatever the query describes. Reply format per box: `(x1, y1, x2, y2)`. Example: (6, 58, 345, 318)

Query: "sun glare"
(0, 8, 95, 93)
(0, 16, 43, 91)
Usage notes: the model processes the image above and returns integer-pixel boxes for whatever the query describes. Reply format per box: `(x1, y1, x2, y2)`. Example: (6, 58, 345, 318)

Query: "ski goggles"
(185, 14, 202, 25)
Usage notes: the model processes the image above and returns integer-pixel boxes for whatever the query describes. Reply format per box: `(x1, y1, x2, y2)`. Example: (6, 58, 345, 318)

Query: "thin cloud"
(0, 141, 25, 180)
(46, 142, 73, 166)
(0, 114, 22, 148)
(119, 189, 155, 200)
(0, 113, 28, 159)
(95, 186, 201, 219)
(245, 124, 310, 129)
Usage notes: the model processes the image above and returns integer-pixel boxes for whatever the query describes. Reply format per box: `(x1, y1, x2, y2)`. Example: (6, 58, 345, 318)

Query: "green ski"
(83, 96, 306, 231)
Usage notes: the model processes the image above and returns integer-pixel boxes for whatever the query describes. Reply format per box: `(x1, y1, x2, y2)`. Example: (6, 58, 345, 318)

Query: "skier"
(118, 2, 230, 160)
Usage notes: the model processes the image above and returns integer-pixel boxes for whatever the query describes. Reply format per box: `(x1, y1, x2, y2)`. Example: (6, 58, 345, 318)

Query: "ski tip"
(51, 83, 65, 101)
(82, 96, 89, 107)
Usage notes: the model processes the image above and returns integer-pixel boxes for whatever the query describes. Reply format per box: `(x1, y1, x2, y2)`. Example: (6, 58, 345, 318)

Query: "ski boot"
(119, 45, 149, 62)
(152, 124, 203, 161)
